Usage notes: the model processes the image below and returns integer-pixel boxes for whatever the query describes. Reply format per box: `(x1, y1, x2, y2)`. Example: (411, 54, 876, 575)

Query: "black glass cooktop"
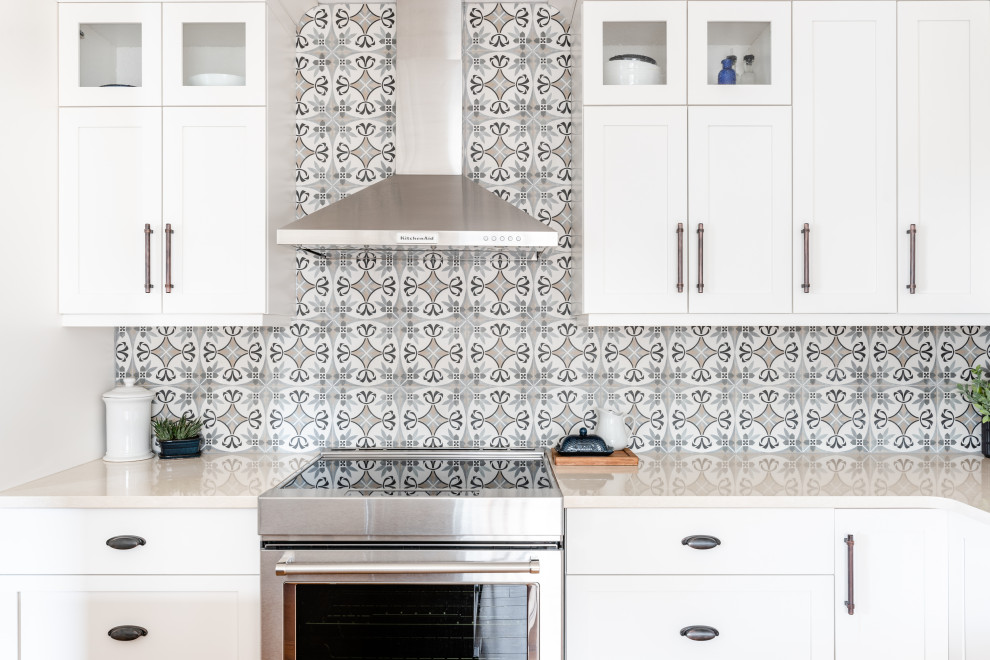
(280, 451, 556, 497)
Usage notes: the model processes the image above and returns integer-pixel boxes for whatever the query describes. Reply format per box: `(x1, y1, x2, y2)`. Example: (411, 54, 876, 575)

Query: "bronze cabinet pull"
(844, 534, 855, 615)
(906, 224, 917, 294)
(676, 223, 684, 293)
(681, 535, 721, 550)
(143, 224, 153, 293)
(106, 535, 146, 550)
(108, 625, 148, 641)
(165, 223, 174, 293)
(802, 223, 811, 293)
(696, 223, 705, 293)
(680, 625, 719, 641)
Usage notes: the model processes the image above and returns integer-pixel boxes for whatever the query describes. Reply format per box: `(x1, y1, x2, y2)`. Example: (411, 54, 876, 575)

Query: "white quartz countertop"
(552, 451, 990, 520)
(0, 452, 318, 508)
(3, 450, 990, 520)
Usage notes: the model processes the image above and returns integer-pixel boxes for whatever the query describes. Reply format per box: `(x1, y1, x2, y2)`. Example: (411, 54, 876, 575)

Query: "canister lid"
(103, 378, 154, 401)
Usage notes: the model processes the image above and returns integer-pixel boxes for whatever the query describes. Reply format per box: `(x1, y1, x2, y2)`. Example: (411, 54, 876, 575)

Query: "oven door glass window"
(292, 583, 536, 660)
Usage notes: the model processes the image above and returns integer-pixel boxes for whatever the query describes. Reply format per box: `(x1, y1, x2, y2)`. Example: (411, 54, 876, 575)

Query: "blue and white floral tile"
(735, 385, 802, 452)
(268, 384, 331, 452)
(803, 382, 870, 452)
(667, 385, 735, 452)
(870, 326, 936, 385)
(869, 383, 937, 452)
(800, 326, 869, 385)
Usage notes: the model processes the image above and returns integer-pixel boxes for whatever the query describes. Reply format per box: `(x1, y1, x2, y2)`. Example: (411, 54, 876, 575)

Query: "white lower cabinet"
(0, 507, 260, 660)
(567, 575, 833, 660)
(834, 509, 949, 660)
(950, 512, 990, 659)
(9, 575, 258, 660)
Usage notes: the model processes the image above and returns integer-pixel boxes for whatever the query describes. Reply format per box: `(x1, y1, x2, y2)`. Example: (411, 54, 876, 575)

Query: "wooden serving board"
(551, 448, 639, 466)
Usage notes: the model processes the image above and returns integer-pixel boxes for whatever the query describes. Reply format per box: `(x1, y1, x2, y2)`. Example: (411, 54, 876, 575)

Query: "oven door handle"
(275, 559, 541, 576)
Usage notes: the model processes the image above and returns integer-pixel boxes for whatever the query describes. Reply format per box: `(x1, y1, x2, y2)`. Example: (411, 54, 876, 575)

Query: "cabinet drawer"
(566, 575, 833, 660)
(566, 508, 833, 574)
(0, 508, 257, 575)
(15, 575, 257, 660)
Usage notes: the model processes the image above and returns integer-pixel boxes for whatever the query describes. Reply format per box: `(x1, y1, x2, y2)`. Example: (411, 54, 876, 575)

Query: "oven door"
(261, 545, 561, 660)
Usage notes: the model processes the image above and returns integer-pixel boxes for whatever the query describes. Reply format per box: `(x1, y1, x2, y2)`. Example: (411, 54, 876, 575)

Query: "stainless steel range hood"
(278, 0, 559, 251)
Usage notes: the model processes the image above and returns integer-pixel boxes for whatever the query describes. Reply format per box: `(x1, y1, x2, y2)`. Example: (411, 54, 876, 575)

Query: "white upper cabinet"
(580, 106, 688, 315)
(58, 3, 162, 106)
(162, 107, 267, 314)
(898, 1, 990, 314)
(835, 509, 949, 660)
(162, 2, 267, 106)
(688, 106, 791, 314)
(792, 2, 897, 314)
(687, 1, 790, 105)
(581, 1, 687, 105)
(59, 108, 163, 315)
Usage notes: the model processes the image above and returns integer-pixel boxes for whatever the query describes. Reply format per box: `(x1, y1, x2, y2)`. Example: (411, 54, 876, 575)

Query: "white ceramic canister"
(604, 54, 663, 86)
(102, 378, 154, 462)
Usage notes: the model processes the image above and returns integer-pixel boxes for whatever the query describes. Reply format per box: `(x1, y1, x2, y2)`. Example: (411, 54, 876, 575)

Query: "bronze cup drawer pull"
(106, 535, 146, 550)
(108, 625, 148, 641)
(681, 535, 721, 550)
(680, 625, 719, 641)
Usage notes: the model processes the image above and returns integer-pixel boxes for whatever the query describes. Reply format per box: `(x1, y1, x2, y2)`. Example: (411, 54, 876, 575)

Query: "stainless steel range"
(259, 450, 563, 660)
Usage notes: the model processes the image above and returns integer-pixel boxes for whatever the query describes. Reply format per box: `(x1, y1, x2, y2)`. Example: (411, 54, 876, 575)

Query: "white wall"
(0, 0, 114, 490)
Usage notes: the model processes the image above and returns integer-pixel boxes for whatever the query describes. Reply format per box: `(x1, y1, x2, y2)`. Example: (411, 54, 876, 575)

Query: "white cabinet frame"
(687, 1, 790, 105)
(162, 2, 267, 106)
(58, 3, 162, 106)
(582, 1, 687, 105)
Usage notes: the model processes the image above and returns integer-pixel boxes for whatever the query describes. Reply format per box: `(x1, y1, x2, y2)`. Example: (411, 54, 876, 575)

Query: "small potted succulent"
(957, 366, 990, 458)
(151, 415, 204, 459)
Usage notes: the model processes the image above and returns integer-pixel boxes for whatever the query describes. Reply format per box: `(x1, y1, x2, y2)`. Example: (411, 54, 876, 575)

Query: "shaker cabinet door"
(58, 107, 162, 315)
(161, 107, 267, 315)
(834, 509, 949, 660)
(581, 105, 688, 315)
(792, 1, 897, 314)
(687, 106, 791, 314)
(897, 1, 990, 314)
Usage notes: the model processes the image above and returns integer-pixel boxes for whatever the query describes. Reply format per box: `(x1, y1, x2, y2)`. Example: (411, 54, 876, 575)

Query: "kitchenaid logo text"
(396, 233, 439, 244)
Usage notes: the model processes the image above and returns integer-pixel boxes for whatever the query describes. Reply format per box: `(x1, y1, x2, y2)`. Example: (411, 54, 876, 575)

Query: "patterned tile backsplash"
(115, 3, 989, 455)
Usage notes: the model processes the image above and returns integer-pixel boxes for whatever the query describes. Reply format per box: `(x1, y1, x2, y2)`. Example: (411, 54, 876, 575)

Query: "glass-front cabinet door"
(162, 2, 266, 106)
(58, 3, 162, 106)
(582, 1, 686, 105)
(687, 1, 790, 104)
